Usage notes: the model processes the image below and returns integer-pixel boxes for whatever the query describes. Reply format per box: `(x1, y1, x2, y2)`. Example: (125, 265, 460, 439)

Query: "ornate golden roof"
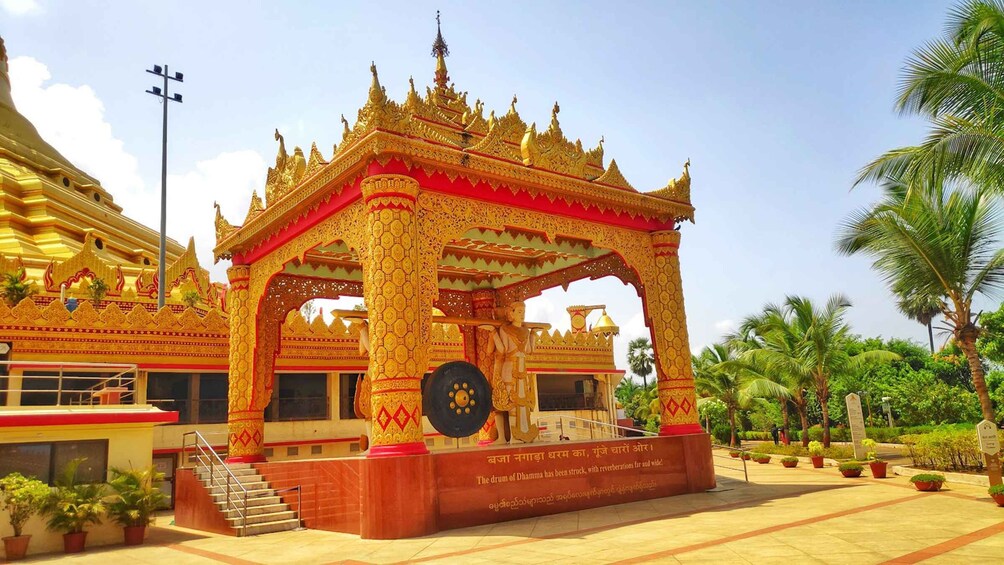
(215, 20, 695, 258)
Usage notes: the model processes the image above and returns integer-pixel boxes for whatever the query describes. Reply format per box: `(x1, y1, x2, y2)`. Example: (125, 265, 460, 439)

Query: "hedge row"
(901, 428, 1004, 472)
(737, 423, 976, 444)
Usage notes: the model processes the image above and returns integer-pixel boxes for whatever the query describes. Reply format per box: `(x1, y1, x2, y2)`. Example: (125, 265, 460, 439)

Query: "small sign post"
(977, 419, 1000, 456)
(845, 393, 867, 460)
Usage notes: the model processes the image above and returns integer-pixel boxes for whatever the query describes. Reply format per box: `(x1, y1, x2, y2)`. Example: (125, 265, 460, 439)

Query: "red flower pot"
(810, 455, 824, 468)
(123, 525, 146, 546)
(913, 481, 943, 492)
(741, 454, 752, 461)
(63, 532, 87, 554)
(729, 452, 740, 458)
(782, 460, 798, 468)
(869, 461, 888, 479)
(3, 535, 31, 561)
(840, 469, 862, 478)
(755, 458, 770, 464)
(991, 493, 1004, 506)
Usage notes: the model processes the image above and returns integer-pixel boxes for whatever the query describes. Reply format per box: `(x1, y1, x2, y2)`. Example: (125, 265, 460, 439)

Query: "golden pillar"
(647, 230, 702, 436)
(361, 175, 429, 457)
(225, 264, 266, 462)
(472, 289, 499, 446)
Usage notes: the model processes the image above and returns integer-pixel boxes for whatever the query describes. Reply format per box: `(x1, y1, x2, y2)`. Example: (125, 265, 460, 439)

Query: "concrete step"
(226, 510, 297, 526)
(204, 481, 270, 494)
(239, 518, 301, 537)
(195, 466, 259, 478)
(211, 491, 278, 505)
(221, 502, 290, 519)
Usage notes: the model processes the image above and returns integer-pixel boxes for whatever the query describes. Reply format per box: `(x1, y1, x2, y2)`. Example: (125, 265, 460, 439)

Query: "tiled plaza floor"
(15, 452, 1004, 564)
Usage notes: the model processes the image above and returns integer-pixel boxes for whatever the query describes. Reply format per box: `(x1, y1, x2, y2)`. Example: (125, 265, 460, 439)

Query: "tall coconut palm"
(857, 0, 1004, 193)
(693, 343, 750, 447)
(627, 337, 654, 388)
(837, 178, 1004, 485)
(727, 323, 797, 444)
(896, 289, 944, 353)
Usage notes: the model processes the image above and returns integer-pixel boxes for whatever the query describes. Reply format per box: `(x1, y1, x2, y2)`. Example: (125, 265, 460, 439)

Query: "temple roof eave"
(214, 132, 694, 259)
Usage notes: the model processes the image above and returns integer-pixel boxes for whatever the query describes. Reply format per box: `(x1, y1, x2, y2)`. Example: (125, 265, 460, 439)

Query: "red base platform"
(249, 433, 715, 539)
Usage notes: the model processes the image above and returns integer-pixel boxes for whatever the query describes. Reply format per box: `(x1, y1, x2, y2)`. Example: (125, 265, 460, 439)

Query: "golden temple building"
(1, 16, 711, 546)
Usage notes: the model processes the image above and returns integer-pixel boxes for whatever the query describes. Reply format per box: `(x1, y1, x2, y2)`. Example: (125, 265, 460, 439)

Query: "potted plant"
(740, 452, 752, 461)
(107, 466, 167, 545)
(989, 484, 1004, 506)
(861, 438, 887, 479)
(838, 461, 863, 478)
(781, 456, 799, 468)
(728, 449, 741, 458)
(910, 473, 946, 492)
(0, 473, 50, 560)
(41, 459, 105, 553)
(808, 441, 825, 468)
(752, 453, 771, 464)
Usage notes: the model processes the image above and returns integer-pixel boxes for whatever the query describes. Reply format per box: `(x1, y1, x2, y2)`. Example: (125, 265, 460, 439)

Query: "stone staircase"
(193, 462, 301, 536)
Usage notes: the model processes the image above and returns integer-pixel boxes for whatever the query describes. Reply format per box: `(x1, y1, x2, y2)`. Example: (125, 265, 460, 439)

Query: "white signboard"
(845, 393, 867, 460)
(977, 419, 1000, 456)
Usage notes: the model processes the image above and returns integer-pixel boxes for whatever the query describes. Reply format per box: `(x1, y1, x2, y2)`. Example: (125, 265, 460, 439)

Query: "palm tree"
(838, 178, 1004, 485)
(896, 289, 944, 353)
(0, 268, 37, 307)
(727, 324, 795, 443)
(627, 337, 654, 388)
(693, 343, 748, 447)
(737, 296, 897, 447)
(857, 1, 1004, 193)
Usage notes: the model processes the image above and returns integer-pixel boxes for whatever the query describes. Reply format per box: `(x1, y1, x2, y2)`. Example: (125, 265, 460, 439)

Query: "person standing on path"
(770, 424, 779, 445)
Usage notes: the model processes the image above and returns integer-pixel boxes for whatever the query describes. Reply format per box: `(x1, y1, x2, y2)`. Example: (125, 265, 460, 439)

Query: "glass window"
(0, 440, 108, 485)
(197, 374, 228, 424)
(339, 373, 362, 420)
(266, 373, 327, 421)
(147, 373, 192, 424)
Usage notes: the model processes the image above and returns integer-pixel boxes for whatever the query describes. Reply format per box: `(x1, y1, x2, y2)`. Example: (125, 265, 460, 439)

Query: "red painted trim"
(141, 363, 229, 370)
(659, 423, 704, 436)
(529, 368, 625, 374)
(0, 410, 179, 427)
(226, 454, 266, 464)
(367, 441, 430, 458)
(233, 176, 363, 265)
(367, 159, 679, 232)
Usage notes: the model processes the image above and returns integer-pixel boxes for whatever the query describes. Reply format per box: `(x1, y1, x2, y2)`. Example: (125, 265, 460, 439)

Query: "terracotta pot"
(63, 531, 87, 554)
(123, 525, 146, 546)
(991, 493, 1004, 506)
(840, 469, 862, 478)
(869, 461, 888, 479)
(913, 481, 942, 492)
(729, 452, 740, 458)
(782, 460, 798, 468)
(755, 458, 770, 464)
(810, 455, 824, 468)
(741, 453, 751, 461)
(3, 535, 31, 561)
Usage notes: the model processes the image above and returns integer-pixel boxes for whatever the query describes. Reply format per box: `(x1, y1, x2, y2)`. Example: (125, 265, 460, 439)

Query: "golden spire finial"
(0, 35, 7, 63)
(432, 11, 450, 89)
(549, 101, 561, 132)
(509, 94, 518, 115)
(368, 62, 385, 103)
(341, 114, 350, 137)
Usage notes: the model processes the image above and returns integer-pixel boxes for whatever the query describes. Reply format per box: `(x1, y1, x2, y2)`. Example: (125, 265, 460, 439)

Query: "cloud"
(713, 319, 737, 336)
(1, 0, 41, 15)
(8, 55, 266, 282)
(9, 56, 145, 204)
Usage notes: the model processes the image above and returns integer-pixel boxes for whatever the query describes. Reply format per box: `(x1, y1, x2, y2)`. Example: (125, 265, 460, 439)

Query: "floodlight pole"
(146, 64, 183, 309)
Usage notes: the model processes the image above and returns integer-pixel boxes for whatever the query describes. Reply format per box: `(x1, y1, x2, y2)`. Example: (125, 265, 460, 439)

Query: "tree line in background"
(620, 3, 1004, 489)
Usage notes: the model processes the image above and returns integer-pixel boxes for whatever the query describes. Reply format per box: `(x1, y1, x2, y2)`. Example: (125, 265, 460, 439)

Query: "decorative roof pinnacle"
(509, 95, 518, 115)
(432, 11, 450, 90)
(549, 101, 561, 133)
(368, 62, 385, 103)
(341, 114, 350, 138)
(0, 35, 7, 63)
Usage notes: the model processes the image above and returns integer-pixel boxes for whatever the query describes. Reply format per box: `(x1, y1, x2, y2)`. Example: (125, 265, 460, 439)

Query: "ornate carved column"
(225, 264, 265, 462)
(646, 230, 702, 436)
(361, 175, 429, 457)
(471, 290, 499, 446)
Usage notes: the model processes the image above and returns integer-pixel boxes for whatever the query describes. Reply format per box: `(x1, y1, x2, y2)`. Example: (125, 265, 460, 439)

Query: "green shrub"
(839, 461, 864, 472)
(711, 424, 732, 445)
(740, 443, 854, 459)
(808, 441, 824, 456)
(989, 484, 1004, 496)
(0, 473, 50, 537)
(107, 466, 167, 528)
(900, 428, 1002, 472)
(42, 458, 105, 534)
(781, 456, 799, 464)
(909, 473, 946, 483)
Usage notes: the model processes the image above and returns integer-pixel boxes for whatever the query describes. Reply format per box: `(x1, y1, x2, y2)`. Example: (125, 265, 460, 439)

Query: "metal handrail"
(0, 360, 138, 406)
(543, 414, 657, 440)
(181, 430, 251, 536)
(711, 443, 749, 482)
(274, 485, 303, 529)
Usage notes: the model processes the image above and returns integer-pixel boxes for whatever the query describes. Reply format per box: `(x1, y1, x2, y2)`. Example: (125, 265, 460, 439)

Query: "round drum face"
(423, 360, 492, 438)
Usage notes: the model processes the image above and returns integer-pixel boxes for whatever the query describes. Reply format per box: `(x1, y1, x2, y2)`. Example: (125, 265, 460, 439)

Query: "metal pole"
(157, 65, 169, 310)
